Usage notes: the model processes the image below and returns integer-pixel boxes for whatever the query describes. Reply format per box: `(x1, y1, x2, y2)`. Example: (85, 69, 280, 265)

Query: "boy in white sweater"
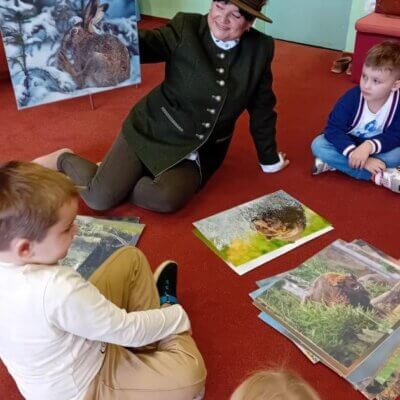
(0, 161, 206, 400)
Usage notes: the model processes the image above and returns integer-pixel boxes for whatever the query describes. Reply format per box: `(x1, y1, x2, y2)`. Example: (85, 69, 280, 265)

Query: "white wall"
(344, 0, 373, 52)
(140, 0, 373, 52)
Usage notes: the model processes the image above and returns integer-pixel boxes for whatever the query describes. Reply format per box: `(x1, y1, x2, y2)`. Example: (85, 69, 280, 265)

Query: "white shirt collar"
(210, 31, 240, 50)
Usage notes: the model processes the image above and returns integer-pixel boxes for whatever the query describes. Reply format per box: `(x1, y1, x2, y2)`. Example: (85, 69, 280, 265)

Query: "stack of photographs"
(60, 215, 145, 279)
(250, 239, 400, 400)
(193, 190, 333, 275)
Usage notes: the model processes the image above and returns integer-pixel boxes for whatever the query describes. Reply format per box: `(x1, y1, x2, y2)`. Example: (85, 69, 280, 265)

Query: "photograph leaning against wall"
(0, 0, 140, 109)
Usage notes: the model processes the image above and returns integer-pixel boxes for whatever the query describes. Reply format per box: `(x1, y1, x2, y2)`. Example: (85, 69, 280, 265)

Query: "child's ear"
(393, 79, 400, 91)
(14, 238, 34, 261)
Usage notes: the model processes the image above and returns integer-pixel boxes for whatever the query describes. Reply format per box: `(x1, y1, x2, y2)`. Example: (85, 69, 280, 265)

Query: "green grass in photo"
(220, 209, 331, 267)
(258, 286, 389, 367)
(193, 205, 332, 268)
(193, 228, 230, 262)
(221, 232, 287, 266)
(302, 207, 331, 237)
(375, 348, 400, 385)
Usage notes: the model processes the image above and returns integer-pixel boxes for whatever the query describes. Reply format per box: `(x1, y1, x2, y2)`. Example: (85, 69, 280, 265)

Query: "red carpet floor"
(0, 17, 399, 400)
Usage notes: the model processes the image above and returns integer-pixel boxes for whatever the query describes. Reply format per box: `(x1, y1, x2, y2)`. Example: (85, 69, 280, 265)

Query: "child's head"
(361, 41, 400, 104)
(0, 161, 78, 265)
(365, 41, 400, 77)
(230, 370, 320, 400)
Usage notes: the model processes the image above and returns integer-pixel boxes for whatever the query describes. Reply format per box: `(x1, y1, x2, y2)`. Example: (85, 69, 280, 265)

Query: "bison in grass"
(305, 272, 371, 309)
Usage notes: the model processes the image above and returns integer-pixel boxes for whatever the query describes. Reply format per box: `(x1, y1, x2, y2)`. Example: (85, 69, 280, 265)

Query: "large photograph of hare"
(193, 190, 333, 275)
(254, 240, 400, 374)
(0, 0, 140, 109)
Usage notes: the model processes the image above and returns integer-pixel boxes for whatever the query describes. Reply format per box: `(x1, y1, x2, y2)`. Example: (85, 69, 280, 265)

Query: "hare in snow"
(58, 0, 130, 89)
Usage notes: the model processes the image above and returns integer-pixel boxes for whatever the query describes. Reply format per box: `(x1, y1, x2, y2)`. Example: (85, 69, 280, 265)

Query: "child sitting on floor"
(0, 161, 206, 400)
(230, 369, 320, 400)
(311, 41, 400, 193)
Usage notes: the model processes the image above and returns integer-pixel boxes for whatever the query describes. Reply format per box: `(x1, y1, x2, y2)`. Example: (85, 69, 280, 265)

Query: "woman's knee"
(134, 191, 187, 213)
(131, 178, 194, 213)
(81, 189, 120, 211)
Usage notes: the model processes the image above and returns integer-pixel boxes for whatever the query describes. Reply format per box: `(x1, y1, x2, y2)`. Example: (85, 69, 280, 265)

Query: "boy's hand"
(364, 157, 386, 175)
(348, 142, 373, 169)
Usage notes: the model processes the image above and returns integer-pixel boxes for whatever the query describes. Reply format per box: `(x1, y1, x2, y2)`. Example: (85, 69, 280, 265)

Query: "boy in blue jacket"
(311, 41, 400, 193)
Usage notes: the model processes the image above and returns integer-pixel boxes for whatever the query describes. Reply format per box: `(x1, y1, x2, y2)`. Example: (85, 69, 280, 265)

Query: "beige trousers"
(83, 247, 206, 400)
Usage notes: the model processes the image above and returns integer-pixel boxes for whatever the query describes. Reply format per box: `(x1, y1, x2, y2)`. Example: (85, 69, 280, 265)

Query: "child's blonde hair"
(230, 370, 320, 400)
(0, 161, 78, 250)
(365, 41, 400, 77)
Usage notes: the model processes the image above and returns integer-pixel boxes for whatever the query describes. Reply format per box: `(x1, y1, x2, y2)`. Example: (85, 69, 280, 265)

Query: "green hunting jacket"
(122, 12, 279, 184)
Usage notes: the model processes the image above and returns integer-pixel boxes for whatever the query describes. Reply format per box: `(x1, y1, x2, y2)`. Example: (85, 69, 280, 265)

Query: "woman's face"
(208, 1, 253, 41)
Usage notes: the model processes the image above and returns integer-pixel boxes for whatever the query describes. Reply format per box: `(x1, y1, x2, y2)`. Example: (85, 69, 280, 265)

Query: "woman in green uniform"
(35, 0, 289, 212)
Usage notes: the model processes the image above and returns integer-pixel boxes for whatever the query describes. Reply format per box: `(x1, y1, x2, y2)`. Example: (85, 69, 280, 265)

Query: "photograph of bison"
(254, 239, 400, 375)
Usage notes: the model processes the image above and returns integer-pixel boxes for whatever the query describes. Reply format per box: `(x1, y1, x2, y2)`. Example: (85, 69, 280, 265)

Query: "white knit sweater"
(0, 262, 190, 400)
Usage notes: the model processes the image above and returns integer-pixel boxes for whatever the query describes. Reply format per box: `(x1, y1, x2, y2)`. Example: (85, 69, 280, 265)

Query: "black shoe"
(153, 261, 178, 305)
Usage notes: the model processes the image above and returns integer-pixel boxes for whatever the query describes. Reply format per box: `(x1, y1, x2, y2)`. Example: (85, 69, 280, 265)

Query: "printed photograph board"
(0, 0, 140, 109)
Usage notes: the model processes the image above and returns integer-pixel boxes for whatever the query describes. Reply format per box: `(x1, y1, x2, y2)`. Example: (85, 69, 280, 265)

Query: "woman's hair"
(213, 0, 256, 22)
(0, 161, 78, 250)
(230, 370, 320, 400)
